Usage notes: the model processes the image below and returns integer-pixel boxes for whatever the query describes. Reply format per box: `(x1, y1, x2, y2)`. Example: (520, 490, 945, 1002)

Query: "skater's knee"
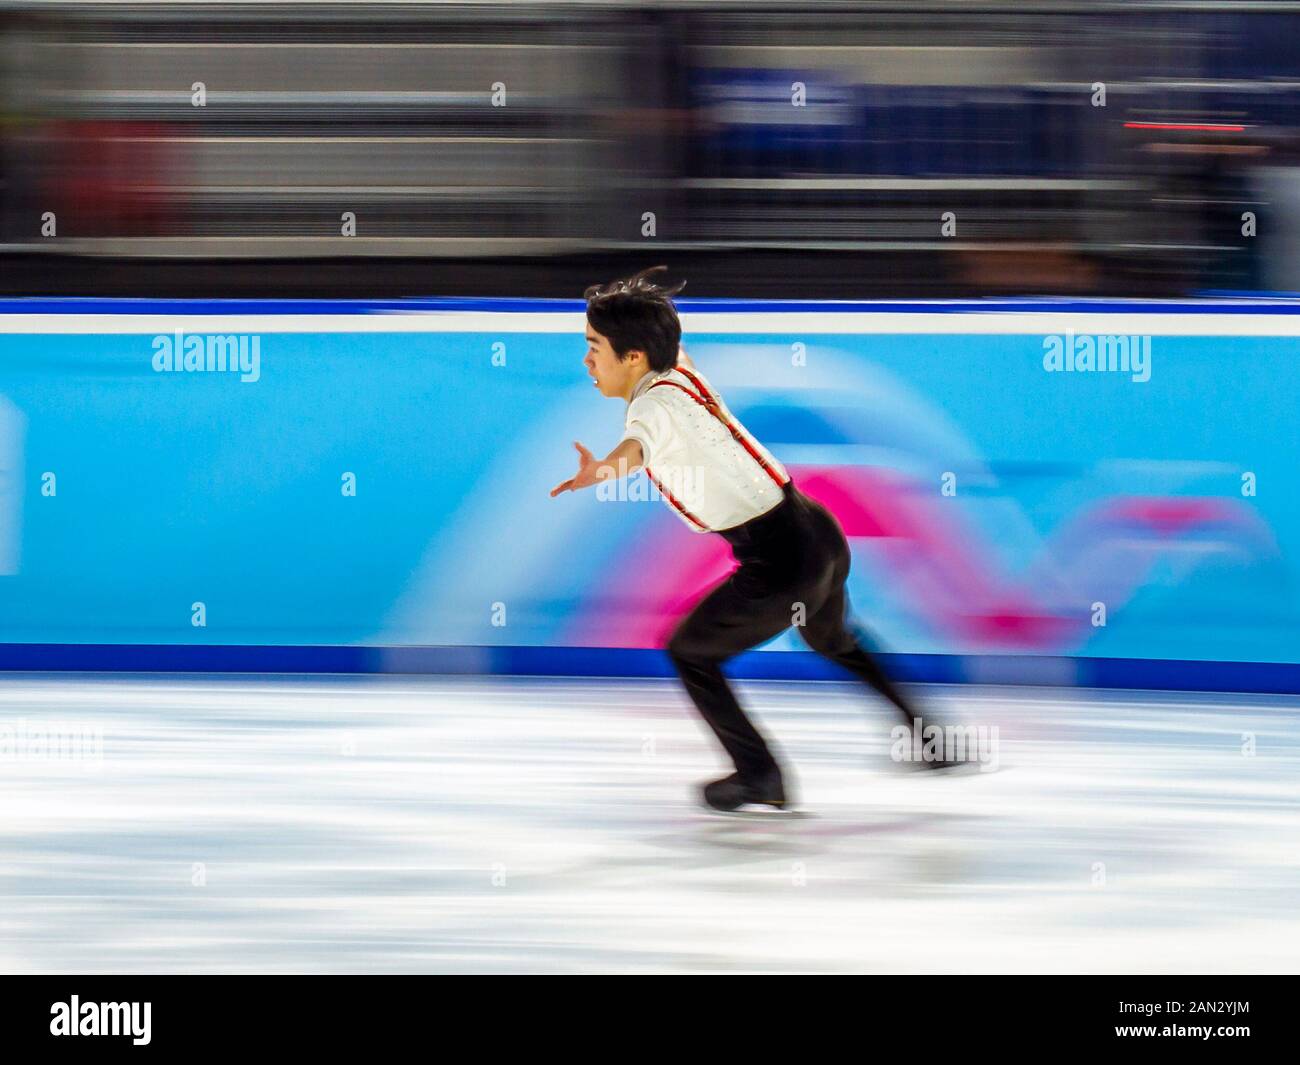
(666, 627, 698, 666)
(797, 619, 858, 663)
(666, 623, 715, 668)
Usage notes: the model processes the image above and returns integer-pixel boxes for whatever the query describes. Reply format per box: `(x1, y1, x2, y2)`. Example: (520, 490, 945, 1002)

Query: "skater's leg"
(799, 583, 922, 726)
(667, 573, 794, 782)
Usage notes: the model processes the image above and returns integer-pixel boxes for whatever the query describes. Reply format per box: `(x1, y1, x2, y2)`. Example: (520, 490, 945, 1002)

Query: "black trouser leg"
(799, 583, 921, 725)
(667, 574, 794, 781)
(667, 483, 915, 780)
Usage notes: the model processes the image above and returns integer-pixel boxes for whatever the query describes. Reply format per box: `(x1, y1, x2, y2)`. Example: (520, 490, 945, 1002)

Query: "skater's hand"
(550, 441, 602, 496)
(550, 439, 643, 496)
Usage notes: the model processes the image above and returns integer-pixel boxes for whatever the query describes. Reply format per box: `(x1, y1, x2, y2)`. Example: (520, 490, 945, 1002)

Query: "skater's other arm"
(549, 438, 643, 497)
(676, 345, 694, 369)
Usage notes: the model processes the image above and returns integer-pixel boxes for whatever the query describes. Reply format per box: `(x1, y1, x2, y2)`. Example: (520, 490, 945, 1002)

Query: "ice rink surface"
(0, 672, 1296, 974)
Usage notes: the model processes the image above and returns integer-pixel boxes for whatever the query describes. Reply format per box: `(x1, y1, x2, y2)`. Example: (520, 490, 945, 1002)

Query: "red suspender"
(642, 468, 708, 530)
(649, 368, 789, 490)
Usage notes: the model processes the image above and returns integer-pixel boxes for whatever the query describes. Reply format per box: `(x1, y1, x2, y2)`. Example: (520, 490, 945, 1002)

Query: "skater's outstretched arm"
(549, 438, 643, 497)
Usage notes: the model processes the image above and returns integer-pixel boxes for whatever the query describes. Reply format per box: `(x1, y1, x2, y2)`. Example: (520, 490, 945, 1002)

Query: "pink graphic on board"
(566, 464, 1271, 652)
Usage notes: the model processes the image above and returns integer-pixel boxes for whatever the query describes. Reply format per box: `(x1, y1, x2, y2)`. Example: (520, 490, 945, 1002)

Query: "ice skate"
(699, 769, 794, 814)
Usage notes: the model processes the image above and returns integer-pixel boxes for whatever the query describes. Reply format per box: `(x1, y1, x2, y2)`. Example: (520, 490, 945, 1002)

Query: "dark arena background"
(0, 0, 1295, 1024)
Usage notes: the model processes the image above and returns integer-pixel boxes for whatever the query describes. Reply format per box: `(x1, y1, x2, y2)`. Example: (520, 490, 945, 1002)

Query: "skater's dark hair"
(584, 266, 685, 373)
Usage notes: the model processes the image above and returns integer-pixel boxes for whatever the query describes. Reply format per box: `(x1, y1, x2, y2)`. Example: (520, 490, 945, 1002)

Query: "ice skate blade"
(700, 800, 810, 819)
(931, 759, 1003, 777)
(902, 757, 999, 777)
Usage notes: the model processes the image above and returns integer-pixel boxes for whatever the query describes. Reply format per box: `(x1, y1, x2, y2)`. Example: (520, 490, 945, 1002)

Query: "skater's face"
(584, 325, 649, 401)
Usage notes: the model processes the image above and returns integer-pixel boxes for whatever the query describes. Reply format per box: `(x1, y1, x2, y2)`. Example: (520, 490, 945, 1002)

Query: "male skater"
(551, 267, 933, 812)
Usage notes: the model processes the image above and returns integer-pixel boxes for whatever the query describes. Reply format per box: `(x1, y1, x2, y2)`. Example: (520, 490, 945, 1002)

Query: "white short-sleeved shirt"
(620, 365, 789, 533)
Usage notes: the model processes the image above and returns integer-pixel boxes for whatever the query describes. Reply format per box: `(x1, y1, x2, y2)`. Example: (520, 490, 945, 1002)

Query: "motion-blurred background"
(2, 2, 1299, 979)
(2, 0, 1299, 298)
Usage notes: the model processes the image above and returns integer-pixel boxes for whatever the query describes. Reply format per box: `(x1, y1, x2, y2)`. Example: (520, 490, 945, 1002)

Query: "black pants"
(667, 481, 920, 781)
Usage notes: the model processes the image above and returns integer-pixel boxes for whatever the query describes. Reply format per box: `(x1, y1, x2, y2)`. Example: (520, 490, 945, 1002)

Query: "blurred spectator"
(0, 1, 1297, 297)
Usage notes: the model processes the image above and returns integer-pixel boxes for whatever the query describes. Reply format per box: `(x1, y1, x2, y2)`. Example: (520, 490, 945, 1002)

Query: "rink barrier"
(0, 644, 1297, 694)
(2, 294, 1297, 693)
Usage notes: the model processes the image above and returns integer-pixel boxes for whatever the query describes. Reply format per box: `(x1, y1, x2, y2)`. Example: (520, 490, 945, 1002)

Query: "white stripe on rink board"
(4, 310, 1300, 335)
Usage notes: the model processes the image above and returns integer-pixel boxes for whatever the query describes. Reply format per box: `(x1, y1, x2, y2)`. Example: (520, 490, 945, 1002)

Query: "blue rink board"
(0, 296, 1295, 692)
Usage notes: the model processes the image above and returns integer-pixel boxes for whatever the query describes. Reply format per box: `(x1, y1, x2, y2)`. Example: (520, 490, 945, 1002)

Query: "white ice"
(0, 674, 1296, 974)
